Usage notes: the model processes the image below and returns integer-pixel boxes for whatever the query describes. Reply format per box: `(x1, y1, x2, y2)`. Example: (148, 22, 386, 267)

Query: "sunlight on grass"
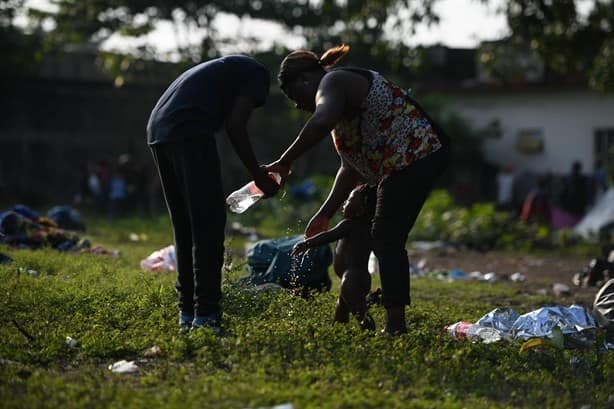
(1, 215, 612, 409)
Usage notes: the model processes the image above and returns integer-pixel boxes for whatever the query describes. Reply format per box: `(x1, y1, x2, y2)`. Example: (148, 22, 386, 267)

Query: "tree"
(0, 0, 44, 77)
(18, 0, 442, 80)
(481, 0, 614, 92)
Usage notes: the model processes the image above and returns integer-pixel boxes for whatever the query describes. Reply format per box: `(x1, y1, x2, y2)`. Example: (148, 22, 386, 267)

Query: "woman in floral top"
(265, 44, 450, 334)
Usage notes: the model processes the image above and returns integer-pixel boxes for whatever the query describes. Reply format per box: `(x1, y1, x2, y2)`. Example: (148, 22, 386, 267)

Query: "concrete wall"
(447, 89, 614, 175)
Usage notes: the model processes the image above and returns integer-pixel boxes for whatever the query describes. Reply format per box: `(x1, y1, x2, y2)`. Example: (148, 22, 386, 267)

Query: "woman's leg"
(372, 151, 448, 333)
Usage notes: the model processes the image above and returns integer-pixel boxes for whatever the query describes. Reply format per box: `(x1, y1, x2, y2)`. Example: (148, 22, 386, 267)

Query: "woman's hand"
(262, 160, 291, 186)
(305, 213, 330, 238)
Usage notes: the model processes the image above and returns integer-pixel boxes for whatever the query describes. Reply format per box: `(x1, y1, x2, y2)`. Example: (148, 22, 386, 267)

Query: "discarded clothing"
(1, 210, 83, 250)
(0, 208, 113, 255)
(239, 235, 332, 292)
(46, 206, 86, 231)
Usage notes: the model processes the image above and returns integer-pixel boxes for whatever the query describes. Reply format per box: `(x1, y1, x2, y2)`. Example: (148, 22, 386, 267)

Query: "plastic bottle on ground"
(226, 173, 281, 214)
(444, 321, 502, 344)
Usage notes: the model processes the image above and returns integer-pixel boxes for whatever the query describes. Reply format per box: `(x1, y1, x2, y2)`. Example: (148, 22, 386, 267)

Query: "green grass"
(1, 215, 612, 409)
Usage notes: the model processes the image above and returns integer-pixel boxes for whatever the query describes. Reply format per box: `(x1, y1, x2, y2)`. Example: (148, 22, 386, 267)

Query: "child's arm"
(291, 219, 355, 256)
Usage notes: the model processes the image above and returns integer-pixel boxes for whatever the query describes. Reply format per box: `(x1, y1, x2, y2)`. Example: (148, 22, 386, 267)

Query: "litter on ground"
(108, 360, 138, 374)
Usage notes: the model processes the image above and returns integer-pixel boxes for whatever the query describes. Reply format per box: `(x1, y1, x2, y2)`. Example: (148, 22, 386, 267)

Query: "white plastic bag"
(140, 245, 176, 272)
(108, 360, 138, 373)
(575, 187, 614, 237)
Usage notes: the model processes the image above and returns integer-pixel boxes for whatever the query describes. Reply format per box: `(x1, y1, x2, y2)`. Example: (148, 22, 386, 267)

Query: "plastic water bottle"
(368, 252, 379, 275)
(444, 321, 502, 344)
(226, 173, 281, 214)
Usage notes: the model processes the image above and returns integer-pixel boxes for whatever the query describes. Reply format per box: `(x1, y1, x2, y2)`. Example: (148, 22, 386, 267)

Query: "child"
(291, 184, 376, 330)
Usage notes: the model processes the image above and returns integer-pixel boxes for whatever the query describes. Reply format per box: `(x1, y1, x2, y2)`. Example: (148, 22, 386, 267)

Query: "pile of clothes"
(0, 205, 115, 256)
(1, 205, 83, 251)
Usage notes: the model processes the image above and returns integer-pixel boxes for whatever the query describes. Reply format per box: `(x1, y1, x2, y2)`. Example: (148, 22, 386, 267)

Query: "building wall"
(448, 89, 614, 175)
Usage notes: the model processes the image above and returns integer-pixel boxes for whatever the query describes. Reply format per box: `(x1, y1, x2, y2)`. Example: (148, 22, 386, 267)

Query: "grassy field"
(1, 215, 612, 409)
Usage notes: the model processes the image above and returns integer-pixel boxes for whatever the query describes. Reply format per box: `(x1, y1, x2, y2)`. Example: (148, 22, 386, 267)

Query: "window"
(515, 129, 544, 155)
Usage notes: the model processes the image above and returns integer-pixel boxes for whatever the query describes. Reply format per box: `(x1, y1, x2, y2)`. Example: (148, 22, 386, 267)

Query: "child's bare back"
(292, 184, 376, 330)
(333, 219, 371, 276)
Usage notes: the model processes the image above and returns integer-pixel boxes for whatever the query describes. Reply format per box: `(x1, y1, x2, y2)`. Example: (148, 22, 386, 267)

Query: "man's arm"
(225, 96, 278, 196)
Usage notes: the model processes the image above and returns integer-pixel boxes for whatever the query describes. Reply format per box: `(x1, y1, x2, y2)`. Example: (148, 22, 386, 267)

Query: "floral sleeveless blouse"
(332, 71, 442, 185)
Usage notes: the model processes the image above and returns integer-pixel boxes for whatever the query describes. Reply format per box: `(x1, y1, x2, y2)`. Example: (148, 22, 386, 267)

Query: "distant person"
(496, 165, 515, 211)
(592, 159, 608, 202)
(511, 170, 537, 216)
(520, 176, 551, 225)
(264, 44, 450, 334)
(86, 161, 103, 210)
(108, 167, 128, 218)
(292, 184, 376, 330)
(94, 159, 111, 190)
(147, 55, 280, 332)
(116, 153, 148, 214)
(560, 161, 590, 223)
(73, 161, 92, 207)
(116, 154, 135, 211)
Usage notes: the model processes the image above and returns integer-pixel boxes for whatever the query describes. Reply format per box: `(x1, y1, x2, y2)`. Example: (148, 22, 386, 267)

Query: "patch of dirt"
(408, 248, 601, 304)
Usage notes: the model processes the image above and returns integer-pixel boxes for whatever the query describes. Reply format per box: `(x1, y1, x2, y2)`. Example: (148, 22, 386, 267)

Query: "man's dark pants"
(150, 135, 225, 317)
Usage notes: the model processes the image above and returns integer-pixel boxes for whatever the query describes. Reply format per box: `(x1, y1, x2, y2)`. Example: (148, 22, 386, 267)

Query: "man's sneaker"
(359, 312, 376, 331)
(179, 314, 194, 333)
(191, 311, 222, 333)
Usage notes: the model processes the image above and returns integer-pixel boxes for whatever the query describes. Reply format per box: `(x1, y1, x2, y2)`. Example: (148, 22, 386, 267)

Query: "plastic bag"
(140, 245, 176, 272)
(575, 188, 614, 237)
(108, 360, 138, 374)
